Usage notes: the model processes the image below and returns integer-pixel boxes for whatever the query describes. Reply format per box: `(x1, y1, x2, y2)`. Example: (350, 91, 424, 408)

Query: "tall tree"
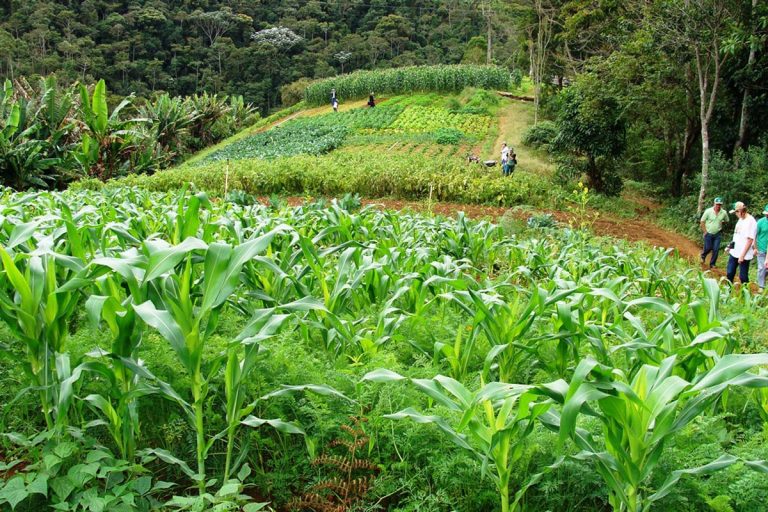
(654, 0, 737, 214)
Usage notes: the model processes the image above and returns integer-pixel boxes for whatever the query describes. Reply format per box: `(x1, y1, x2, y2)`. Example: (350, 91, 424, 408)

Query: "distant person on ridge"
(699, 197, 728, 269)
(756, 204, 768, 291)
(368, 92, 376, 107)
(725, 201, 757, 285)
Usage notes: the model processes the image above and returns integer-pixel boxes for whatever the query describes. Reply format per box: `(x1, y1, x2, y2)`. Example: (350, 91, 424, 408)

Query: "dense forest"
(0, 1, 501, 112)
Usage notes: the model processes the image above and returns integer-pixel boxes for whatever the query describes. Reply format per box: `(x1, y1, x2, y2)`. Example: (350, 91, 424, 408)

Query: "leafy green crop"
(201, 119, 348, 162)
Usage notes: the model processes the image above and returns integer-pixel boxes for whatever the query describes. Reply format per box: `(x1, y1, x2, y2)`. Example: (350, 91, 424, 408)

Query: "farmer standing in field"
(700, 197, 728, 269)
(725, 201, 757, 285)
(501, 142, 510, 165)
(755, 204, 768, 292)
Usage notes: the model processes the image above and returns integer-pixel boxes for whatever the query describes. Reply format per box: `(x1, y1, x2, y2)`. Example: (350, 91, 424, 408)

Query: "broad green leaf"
(241, 416, 305, 435)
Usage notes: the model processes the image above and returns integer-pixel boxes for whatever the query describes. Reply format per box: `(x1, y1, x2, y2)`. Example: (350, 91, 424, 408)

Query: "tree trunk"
(697, 122, 710, 215)
(486, 14, 492, 64)
(733, 0, 757, 158)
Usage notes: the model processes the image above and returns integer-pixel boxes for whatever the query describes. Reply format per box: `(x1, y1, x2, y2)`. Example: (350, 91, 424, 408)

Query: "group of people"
(699, 197, 768, 290)
(500, 142, 517, 176)
(329, 89, 375, 112)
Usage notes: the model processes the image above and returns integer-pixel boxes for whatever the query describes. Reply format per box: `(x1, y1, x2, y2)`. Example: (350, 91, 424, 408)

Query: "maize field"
(304, 65, 510, 106)
(1, 186, 768, 511)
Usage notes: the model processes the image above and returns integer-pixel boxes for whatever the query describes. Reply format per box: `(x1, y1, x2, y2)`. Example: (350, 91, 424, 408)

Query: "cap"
(730, 201, 746, 214)
(714, 197, 723, 204)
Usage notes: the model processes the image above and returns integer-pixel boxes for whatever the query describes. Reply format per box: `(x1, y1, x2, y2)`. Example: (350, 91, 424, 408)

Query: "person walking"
(332, 96, 339, 112)
(725, 201, 757, 285)
(368, 92, 376, 107)
(756, 204, 768, 291)
(500, 142, 510, 165)
(699, 197, 728, 269)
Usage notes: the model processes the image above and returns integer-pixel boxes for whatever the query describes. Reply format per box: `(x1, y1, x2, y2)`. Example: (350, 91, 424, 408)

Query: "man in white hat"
(725, 201, 757, 285)
(756, 203, 768, 291)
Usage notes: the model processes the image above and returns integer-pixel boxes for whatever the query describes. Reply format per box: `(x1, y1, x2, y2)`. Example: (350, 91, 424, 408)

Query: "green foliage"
(2, 184, 768, 511)
(389, 105, 490, 134)
(522, 121, 558, 150)
(201, 119, 348, 162)
(281, 78, 313, 108)
(119, 150, 559, 208)
(0, 78, 258, 190)
(552, 76, 626, 196)
(0, 433, 168, 511)
(304, 65, 510, 106)
(434, 127, 465, 145)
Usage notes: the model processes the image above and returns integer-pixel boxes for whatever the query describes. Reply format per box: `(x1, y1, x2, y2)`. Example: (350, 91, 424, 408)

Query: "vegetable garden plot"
(201, 119, 348, 162)
(389, 106, 492, 135)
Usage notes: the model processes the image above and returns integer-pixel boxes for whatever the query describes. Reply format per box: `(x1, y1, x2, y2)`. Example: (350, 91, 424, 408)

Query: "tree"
(334, 50, 352, 74)
(653, 0, 737, 214)
(193, 8, 236, 47)
(552, 74, 626, 195)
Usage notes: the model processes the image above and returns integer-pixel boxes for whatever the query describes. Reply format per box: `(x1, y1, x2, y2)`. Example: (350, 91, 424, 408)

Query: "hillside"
(132, 82, 704, 269)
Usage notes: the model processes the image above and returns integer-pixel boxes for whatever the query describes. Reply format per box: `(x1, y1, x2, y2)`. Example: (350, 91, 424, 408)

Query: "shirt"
(700, 207, 728, 235)
(501, 146, 510, 161)
(756, 216, 768, 253)
(730, 213, 757, 260)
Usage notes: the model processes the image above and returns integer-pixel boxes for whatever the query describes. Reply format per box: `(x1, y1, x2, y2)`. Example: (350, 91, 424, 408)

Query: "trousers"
(726, 254, 751, 284)
(701, 232, 722, 267)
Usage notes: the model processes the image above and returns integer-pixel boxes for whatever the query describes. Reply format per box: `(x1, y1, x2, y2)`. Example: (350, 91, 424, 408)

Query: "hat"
(763, 204, 768, 215)
(730, 201, 746, 214)
(714, 197, 723, 204)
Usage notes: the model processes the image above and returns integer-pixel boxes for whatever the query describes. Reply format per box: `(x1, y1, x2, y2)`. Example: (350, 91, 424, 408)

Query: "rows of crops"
(200, 120, 348, 163)
(1, 186, 767, 511)
(304, 65, 510, 106)
(200, 96, 492, 164)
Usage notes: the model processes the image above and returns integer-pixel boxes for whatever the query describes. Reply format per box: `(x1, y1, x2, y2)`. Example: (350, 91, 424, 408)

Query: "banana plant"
(362, 369, 552, 512)
(75, 79, 148, 180)
(541, 354, 768, 512)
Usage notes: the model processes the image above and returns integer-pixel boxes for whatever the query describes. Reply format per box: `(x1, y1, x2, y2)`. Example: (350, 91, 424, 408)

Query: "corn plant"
(0, 247, 86, 429)
(304, 65, 510, 106)
(221, 297, 327, 481)
(362, 369, 551, 512)
(133, 226, 289, 493)
(542, 354, 768, 512)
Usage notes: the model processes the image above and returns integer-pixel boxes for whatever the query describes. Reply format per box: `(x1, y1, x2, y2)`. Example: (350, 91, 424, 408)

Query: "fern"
(289, 417, 379, 512)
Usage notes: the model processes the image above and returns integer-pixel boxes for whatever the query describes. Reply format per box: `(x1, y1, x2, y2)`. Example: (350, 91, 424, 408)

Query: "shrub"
(522, 121, 558, 150)
(303, 65, 510, 106)
(281, 77, 314, 107)
(434, 128, 465, 145)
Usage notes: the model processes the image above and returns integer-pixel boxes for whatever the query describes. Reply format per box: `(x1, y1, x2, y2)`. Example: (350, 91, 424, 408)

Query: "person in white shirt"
(726, 201, 757, 284)
(501, 142, 510, 164)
